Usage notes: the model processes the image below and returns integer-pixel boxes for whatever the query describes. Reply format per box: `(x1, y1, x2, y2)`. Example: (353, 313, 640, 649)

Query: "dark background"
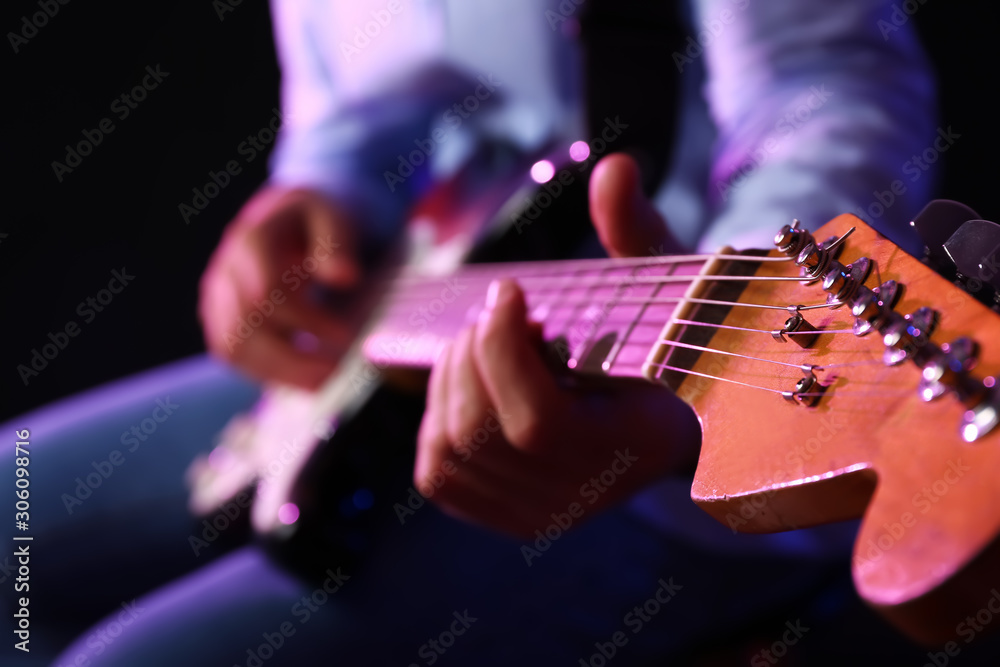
(3, 0, 280, 420)
(3, 1, 999, 421)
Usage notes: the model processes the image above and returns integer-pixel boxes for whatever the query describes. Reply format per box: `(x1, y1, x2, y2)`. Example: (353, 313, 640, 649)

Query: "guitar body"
(685, 214, 1000, 643)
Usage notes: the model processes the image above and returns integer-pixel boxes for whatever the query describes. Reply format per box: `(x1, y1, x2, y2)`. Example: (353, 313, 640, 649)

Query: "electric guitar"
(186, 155, 1000, 645)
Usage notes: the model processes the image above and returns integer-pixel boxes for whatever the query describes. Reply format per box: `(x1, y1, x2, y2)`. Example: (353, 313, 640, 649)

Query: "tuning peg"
(942, 219, 1000, 304)
(909, 200, 981, 276)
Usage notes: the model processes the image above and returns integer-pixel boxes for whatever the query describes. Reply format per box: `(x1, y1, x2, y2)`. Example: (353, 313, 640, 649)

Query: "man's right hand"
(199, 186, 364, 390)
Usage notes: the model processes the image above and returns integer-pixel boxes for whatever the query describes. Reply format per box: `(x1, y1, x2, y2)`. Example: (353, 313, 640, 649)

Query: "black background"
(3, 0, 280, 421)
(3, 1, 999, 421)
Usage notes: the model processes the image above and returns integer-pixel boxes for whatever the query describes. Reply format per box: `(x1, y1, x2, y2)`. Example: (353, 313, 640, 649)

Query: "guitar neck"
(360, 251, 752, 381)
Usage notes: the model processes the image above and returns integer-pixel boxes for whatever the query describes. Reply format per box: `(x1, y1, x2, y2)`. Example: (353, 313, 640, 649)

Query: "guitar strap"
(465, 1, 686, 265)
(579, 0, 685, 195)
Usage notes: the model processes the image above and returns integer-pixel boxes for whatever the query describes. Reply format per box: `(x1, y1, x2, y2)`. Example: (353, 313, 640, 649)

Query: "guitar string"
(645, 364, 787, 394)
(366, 302, 888, 372)
(368, 225, 897, 390)
(658, 320, 889, 370)
(379, 259, 878, 376)
(640, 363, 911, 397)
(563, 266, 624, 368)
(388, 256, 824, 336)
(407, 273, 810, 290)
(655, 339, 841, 372)
(529, 265, 579, 327)
(434, 224, 854, 278)
(376, 292, 856, 367)
(370, 296, 884, 373)
(388, 242, 822, 360)
(393, 252, 793, 283)
(668, 318, 856, 335)
(602, 262, 674, 372)
(381, 293, 843, 313)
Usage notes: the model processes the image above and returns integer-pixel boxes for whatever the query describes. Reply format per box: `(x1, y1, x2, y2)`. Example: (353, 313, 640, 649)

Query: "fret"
(601, 261, 671, 375)
(361, 253, 721, 374)
(528, 265, 578, 337)
(566, 262, 647, 372)
(641, 247, 748, 385)
(559, 264, 609, 370)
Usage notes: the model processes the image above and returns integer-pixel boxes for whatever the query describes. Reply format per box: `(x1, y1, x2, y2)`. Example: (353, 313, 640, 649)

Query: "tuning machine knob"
(851, 281, 902, 336)
(918, 337, 979, 402)
(961, 377, 1000, 442)
(881, 307, 938, 366)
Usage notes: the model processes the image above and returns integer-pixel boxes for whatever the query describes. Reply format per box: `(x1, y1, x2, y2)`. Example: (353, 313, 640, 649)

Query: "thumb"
(589, 153, 683, 258)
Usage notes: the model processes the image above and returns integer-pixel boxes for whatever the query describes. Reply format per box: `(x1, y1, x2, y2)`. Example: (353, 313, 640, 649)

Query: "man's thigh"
(52, 499, 840, 667)
(0, 356, 260, 659)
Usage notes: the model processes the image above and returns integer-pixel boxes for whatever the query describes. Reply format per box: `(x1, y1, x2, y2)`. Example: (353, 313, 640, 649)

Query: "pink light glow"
(278, 502, 300, 525)
(530, 160, 555, 183)
(569, 141, 590, 162)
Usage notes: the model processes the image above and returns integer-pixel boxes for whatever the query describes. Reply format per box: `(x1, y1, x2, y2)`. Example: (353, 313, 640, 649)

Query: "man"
(28, 0, 941, 664)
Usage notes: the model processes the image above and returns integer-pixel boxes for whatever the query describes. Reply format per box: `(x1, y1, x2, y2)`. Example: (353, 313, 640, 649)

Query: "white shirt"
(268, 0, 936, 253)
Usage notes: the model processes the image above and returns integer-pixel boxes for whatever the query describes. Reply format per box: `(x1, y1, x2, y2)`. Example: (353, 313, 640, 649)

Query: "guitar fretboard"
(362, 253, 751, 380)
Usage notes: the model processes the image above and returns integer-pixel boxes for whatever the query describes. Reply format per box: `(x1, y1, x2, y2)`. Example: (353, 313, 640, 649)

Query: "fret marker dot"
(569, 141, 590, 162)
(277, 503, 300, 525)
(530, 160, 555, 183)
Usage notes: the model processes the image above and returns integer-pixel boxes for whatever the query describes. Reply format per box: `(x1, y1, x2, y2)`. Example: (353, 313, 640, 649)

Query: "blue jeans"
(1, 356, 940, 666)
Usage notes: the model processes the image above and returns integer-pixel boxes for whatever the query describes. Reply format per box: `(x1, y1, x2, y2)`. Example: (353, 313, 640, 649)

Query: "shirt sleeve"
(266, 0, 462, 239)
(693, 0, 937, 254)
(266, 0, 585, 240)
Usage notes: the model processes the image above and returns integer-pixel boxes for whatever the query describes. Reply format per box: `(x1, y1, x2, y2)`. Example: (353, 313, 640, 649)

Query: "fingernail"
(485, 279, 504, 310)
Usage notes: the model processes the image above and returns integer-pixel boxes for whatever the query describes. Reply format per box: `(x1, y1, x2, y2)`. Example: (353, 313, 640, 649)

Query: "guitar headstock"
(678, 214, 1000, 643)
